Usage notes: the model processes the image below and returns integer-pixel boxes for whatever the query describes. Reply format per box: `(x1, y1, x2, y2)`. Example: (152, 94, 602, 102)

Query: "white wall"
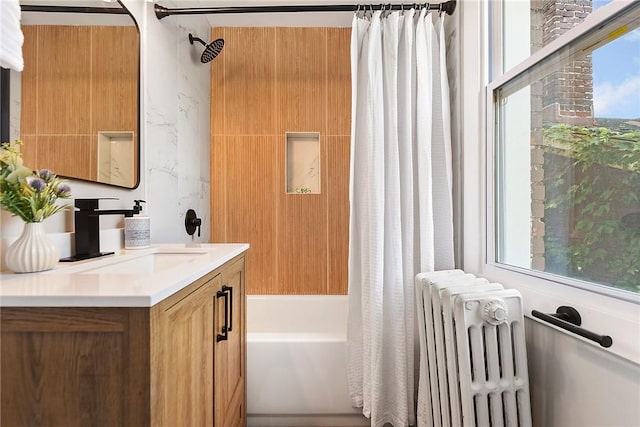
(459, 1, 640, 426)
(526, 319, 640, 426)
(1, 0, 211, 264)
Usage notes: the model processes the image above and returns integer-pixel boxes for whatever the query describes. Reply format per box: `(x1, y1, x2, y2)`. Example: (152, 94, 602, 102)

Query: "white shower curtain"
(347, 8, 454, 427)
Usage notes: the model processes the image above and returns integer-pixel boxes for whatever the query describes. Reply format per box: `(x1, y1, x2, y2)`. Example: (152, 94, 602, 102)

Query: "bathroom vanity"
(0, 244, 248, 427)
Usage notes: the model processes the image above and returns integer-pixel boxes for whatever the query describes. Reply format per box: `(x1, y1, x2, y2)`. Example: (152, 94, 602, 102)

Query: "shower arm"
(154, 1, 457, 20)
(188, 34, 207, 48)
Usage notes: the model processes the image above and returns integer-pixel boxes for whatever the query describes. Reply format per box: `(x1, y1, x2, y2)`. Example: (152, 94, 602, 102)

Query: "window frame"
(483, 0, 640, 364)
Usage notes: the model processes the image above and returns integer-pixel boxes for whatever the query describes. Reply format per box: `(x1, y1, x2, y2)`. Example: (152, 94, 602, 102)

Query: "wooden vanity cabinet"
(0, 254, 246, 427)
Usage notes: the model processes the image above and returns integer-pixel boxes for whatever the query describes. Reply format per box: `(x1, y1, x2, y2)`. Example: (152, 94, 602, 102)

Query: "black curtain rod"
(154, 1, 456, 20)
(20, 5, 128, 14)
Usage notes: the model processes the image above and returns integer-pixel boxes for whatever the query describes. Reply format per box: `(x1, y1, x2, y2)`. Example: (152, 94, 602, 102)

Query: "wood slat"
(210, 135, 228, 242)
(327, 28, 352, 136)
(37, 26, 92, 135)
(223, 27, 277, 136)
(326, 136, 350, 294)
(20, 26, 38, 136)
(91, 26, 138, 133)
(19, 135, 38, 171)
(225, 136, 279, 295)
(276, 28, 327, 135)
(37, 135, 94, 181)
(277, 192, 328, 294)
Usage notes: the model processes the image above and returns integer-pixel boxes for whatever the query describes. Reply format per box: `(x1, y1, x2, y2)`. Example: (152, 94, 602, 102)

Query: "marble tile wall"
(143, 4, 212, 244)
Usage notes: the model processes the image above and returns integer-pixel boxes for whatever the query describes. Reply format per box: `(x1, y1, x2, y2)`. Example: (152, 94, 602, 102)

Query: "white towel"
(0, 0, 24, 71)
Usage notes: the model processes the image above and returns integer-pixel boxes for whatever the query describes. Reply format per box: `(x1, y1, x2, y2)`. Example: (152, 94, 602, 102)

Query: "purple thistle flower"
(39, 169, 55, 182)
(26, 176, 46, 191)
(57, 183, 71, 196)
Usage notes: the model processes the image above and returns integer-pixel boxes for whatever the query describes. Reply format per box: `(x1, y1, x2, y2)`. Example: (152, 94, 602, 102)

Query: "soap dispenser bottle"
(124, 200, 150, 249)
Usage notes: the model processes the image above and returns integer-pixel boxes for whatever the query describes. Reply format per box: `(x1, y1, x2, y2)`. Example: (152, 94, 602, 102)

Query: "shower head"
(188, 33, 224, 63)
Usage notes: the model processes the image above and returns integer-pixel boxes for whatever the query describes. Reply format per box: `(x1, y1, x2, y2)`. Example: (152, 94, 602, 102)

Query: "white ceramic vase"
(5, 222, 60, 273)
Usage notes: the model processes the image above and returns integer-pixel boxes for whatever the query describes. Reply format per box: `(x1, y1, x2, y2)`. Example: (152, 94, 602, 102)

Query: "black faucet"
(60, 199, 144, 262)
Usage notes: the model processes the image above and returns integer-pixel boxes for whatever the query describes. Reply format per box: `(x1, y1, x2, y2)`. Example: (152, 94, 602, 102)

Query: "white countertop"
(0, 243, 249, 307)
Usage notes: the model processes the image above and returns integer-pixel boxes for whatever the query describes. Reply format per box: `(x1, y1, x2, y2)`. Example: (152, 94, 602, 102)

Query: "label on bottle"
(125, 217, 151, 249)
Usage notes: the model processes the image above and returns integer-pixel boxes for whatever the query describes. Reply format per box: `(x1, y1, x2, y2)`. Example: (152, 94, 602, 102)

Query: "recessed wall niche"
(97, 131, 135, 188)
(285, 132, 321, 194)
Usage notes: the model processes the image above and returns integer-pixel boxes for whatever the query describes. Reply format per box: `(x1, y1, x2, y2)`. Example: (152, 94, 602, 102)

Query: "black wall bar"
(531, 306, 613, 348)
(154, 1, 457, 20)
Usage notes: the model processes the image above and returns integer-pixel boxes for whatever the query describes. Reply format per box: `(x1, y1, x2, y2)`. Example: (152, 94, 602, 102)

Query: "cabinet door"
(214, 257, 246, 427)
(0, 308, 150, 427)
(156, 275, 219, 426)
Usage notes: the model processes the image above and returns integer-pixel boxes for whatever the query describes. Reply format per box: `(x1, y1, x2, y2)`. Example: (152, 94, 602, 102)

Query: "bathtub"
(246, 295, 369, 427)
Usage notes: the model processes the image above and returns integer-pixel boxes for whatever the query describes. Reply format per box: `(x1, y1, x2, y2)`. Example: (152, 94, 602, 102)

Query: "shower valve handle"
(185, 209, 201, 237)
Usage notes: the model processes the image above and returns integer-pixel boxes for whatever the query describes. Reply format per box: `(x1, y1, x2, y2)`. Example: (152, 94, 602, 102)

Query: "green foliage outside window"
(542, 124, 640, 292)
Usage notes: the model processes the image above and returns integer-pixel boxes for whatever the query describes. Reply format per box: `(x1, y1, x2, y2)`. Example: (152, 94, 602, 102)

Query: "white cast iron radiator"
(415, 270, 532, 427)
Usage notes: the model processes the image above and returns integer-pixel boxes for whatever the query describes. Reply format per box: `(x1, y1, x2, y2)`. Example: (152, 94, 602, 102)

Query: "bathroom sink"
(78, 252, 208, 275)
(44, 247, 210, 276)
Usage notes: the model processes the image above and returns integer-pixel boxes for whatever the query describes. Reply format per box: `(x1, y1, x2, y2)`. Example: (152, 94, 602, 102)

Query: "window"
(489, 1, 640, 297)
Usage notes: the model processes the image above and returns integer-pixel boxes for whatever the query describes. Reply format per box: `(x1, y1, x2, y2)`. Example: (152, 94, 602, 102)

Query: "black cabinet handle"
(532, 306, 613, 348)
(216, 289, 228, 342)
(222, 285, 233, 332)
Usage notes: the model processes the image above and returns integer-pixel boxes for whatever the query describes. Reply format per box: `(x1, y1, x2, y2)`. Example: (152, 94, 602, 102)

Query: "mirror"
(4, 0, 140, 188)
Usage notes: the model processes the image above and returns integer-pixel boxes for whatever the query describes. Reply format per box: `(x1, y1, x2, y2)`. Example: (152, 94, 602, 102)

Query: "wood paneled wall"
(210, 28, 351, 295)
(19, 26, 138, 182)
